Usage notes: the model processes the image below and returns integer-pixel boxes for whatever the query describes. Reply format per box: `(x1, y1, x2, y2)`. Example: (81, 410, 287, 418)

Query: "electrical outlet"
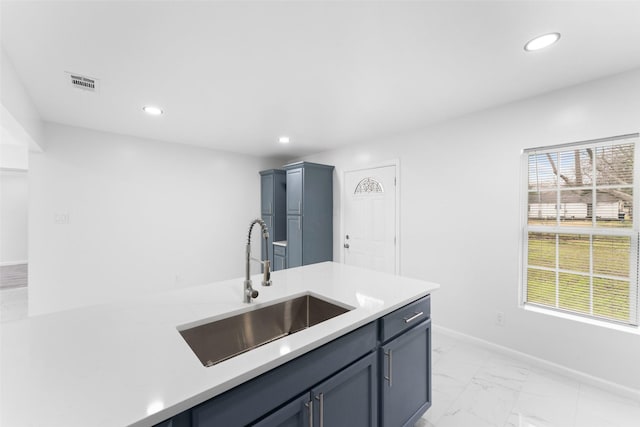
(496, 311, 505, 326)
(54, 213, 70, 224)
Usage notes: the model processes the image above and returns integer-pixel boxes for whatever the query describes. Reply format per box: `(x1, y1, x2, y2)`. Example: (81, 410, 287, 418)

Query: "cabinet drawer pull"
(305, 400, 313, 427)
(384, 349, 393, 387)
(403, 311, 424, 323)
(315, 393, 324, 427)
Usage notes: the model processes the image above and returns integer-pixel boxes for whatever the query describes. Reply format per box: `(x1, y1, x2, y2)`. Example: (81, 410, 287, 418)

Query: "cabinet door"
(274, 253, 286, 271)
(273, 244, 286, 271)
(286, 168, 303, 215)
(252, 393, 311, 427)
(311, 352, 377, 427)
(261, 173, 274, 215)
(287, 216, 302, 268)
(380, 319, 431, 427)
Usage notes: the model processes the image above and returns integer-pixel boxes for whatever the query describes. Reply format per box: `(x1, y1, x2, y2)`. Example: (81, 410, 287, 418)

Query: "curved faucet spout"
(247, 218, 270, 244)
(244, 218, 272, 303)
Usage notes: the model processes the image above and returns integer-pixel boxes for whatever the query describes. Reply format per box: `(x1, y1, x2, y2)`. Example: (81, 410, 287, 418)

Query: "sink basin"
(179, 294, 352, 367)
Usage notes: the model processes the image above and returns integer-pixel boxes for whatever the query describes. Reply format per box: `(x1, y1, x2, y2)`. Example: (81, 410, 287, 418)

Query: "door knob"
(344, 243, 350, 249)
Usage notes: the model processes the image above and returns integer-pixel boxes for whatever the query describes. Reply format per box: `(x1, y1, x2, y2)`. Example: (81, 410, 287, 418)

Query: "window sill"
(523, 304, 640, 335)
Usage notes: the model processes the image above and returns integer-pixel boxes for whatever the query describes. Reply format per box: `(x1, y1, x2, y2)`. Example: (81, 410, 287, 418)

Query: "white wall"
(301, 68, 640, 391)
(0, 138, 28, 170)
(0, 170, 28, 265)
(29, 123, 281, 315)
(0, 45, 44, 151)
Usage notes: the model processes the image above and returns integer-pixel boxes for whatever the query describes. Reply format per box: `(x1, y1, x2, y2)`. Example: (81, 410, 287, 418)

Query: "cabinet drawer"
(380, 295, 430, 343)
(273, 244, 286, 257)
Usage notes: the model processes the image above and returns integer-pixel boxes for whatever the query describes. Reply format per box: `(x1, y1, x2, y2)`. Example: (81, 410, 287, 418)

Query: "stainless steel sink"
(179, 294, 352, 367)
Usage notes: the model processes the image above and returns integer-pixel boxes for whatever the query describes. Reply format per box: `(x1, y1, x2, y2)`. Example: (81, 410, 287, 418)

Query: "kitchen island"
(0, 262, 439, 426)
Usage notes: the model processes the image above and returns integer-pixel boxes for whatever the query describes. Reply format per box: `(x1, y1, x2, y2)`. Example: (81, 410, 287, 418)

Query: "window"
(522, 134, 639, 327)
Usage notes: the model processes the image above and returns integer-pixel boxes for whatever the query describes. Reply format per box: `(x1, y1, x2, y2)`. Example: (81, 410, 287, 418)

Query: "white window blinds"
(522, 134, 639, 326)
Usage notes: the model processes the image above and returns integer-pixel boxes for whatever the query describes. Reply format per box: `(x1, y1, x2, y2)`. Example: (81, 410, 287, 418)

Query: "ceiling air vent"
(66, 72, 99, 92)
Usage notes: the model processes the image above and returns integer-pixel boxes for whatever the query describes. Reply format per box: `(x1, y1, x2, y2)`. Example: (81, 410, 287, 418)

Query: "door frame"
(341, 159, 400, 275)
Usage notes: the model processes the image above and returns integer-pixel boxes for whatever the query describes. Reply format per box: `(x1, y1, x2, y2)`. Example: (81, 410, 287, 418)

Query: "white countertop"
(0, 262, 439, 427)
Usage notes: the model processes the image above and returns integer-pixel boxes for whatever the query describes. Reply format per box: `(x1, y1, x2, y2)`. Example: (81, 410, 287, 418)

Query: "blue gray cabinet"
(311, 351, 377, 427)
(252, 393, 311, 427)
(379, 296, 432, 427)
(380, 321, 431, 427)
(286, 216, 302, 268)
(253, 352, 376, 427)
(154, 296, 431, 427)
(273, 244, 287, 271)
(260, 170, 287, 266)
(286, 168, 303, 215)
(284, 162, 333, 268)
(261, 173, 275, 215)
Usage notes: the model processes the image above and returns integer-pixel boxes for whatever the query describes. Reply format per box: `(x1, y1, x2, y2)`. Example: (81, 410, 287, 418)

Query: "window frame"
(519, 133, 640, 329)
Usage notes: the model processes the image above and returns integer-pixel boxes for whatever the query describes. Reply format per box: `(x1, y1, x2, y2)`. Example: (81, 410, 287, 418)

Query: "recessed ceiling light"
(142, 105, 163, 116)
(524, 32, 561, 52)
(278, 136, 290, 144)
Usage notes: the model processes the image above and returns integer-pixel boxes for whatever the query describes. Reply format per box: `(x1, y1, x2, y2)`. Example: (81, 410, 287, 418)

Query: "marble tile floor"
(416, 331, 640, 427)
(0, 286, 28, 322)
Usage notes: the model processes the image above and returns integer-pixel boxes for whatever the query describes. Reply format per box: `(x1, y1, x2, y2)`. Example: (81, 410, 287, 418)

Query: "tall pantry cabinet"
(284, 162, 334, 268)
(259, 170, 287, 267)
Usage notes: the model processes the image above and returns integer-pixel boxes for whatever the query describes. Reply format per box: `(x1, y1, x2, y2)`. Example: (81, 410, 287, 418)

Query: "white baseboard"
(0, 260, 27, 267)
(433, 324, 640, 403)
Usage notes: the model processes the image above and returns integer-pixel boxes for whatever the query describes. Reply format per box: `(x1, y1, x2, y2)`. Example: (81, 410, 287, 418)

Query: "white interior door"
(343, 165, 397, 274)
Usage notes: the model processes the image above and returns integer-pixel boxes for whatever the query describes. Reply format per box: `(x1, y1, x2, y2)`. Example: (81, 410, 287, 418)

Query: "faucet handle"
(244, 279, 259, 302)
(262, 260, 272, 286)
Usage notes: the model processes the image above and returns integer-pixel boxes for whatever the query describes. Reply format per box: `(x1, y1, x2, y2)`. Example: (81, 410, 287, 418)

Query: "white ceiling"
(2, 1, 640, 158)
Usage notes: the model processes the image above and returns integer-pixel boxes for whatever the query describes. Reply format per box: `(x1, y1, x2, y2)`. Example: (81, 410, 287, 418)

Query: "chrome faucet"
(244, 218, 272, 303)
